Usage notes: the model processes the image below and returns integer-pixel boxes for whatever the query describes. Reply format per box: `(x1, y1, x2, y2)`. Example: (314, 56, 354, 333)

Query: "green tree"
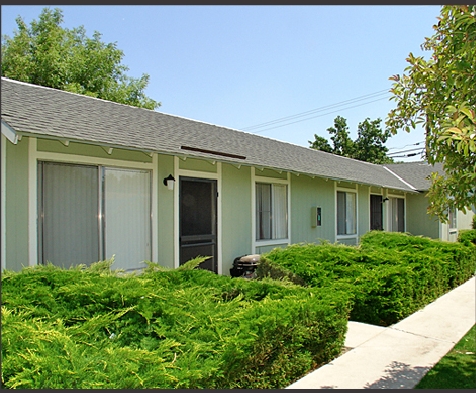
(308, 135, 333, 153)
(353, 118, 393, 164)
(386, 5, 476, 222)
(1, 7, 160, 110)
(328, 115, 354, 157)
(309, 116, 393, 164)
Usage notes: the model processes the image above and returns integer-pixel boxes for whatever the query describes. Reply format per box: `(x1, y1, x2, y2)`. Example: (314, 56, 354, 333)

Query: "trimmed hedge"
(1, 260, 351, 389)
(258, 231, 476, 326)
(458, 229, 476, 246)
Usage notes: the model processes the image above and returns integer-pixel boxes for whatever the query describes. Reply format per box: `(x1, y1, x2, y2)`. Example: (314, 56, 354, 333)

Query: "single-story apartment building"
(2, 77, 474, 274)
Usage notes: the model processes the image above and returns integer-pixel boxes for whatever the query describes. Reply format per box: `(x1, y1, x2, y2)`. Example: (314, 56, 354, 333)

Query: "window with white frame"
(337, 191, 357, 235)
(256, 182, 288, 240)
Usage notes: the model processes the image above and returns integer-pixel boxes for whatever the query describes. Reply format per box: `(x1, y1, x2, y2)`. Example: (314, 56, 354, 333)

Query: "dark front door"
(179, 177, 218, 273)
(370, 195, 383, 231)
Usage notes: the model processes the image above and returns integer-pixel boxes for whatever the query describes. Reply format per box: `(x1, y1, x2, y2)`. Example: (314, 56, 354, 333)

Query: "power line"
(389, 150, 426, 159)
(240, 89, 390, 132)
(387, 147, 425, 157)
(243, 96, 389, 134)
(388, 141, 425, 150)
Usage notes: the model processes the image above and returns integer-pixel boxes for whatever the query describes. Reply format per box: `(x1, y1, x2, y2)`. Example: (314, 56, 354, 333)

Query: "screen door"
(179, 177, 217, 273)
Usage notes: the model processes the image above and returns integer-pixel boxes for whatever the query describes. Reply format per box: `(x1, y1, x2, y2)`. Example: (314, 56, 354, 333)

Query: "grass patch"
(415, 324, 476, 389)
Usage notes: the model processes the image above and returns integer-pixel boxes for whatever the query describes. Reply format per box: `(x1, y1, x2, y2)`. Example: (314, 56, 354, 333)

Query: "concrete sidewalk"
(287, 275, 476, 389)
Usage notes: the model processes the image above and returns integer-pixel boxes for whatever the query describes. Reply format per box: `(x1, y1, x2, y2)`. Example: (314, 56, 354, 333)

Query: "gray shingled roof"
(1, 77, 419, 192)
(384, 161, 444, 191)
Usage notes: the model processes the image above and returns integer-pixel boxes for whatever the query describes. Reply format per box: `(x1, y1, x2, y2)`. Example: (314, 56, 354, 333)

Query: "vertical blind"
(41, 162, 100, 268)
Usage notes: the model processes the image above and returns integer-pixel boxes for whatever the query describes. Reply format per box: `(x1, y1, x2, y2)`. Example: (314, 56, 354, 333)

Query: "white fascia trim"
(1, 120, 19, 144)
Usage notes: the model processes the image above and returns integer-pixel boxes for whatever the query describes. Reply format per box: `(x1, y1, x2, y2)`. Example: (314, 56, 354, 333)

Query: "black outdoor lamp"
(163, 174, 175, 190)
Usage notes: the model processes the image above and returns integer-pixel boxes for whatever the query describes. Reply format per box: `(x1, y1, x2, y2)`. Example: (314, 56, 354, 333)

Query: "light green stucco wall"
(221, 163, 253, 273)
(405, 193, 440, 239)
(5, 137, 29, 271)
(37, 139, 153, 163)
(290, 174, 336, 245)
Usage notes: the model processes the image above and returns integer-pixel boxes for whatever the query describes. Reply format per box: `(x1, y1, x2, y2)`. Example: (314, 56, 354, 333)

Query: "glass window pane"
(346, 192, 356, 234)
(337, 191, 346, 235)
(390, 197, 405, 232)
(256, 183, 271, 240)
(397, 198, 405, 232)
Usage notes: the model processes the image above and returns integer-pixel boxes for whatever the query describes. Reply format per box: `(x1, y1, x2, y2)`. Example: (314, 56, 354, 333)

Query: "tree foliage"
(386, 5, 476, 221)
(309, 115, 393, 164)
(1, 7, 160, 110)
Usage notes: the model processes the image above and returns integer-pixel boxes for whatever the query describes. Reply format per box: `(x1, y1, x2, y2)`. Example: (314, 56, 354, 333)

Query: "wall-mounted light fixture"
(163, 174, 175, 190)
(382, 197, 389, 202)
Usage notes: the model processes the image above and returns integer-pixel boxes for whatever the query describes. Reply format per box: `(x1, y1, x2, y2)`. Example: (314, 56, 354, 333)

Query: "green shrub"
(262, 232, 476, 327)
(458, 229, 476, 246)
(1, 262, 351, 389)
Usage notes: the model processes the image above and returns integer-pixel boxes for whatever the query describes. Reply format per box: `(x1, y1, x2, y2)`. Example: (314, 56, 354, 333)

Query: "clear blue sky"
(1, 5, 442, 161)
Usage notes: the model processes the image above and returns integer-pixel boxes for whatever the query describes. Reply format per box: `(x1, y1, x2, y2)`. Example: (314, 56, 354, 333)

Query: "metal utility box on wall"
(311, 206, 322, 227)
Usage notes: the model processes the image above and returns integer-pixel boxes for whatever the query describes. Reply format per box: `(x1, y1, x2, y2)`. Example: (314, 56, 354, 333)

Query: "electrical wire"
(243, 96, 389, 134)
(387, 147, 426, 157)
(387, 141, 425, 150)
(240, 89, 390, 133)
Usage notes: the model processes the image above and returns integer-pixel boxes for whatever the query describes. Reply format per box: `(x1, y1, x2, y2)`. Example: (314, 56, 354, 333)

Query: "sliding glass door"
(39, 162, 151, 271)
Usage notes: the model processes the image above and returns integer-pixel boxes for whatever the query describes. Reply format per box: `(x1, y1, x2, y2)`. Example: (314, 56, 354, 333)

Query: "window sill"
(256, 239, 290, 247)
(336, 234, 358, 240)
